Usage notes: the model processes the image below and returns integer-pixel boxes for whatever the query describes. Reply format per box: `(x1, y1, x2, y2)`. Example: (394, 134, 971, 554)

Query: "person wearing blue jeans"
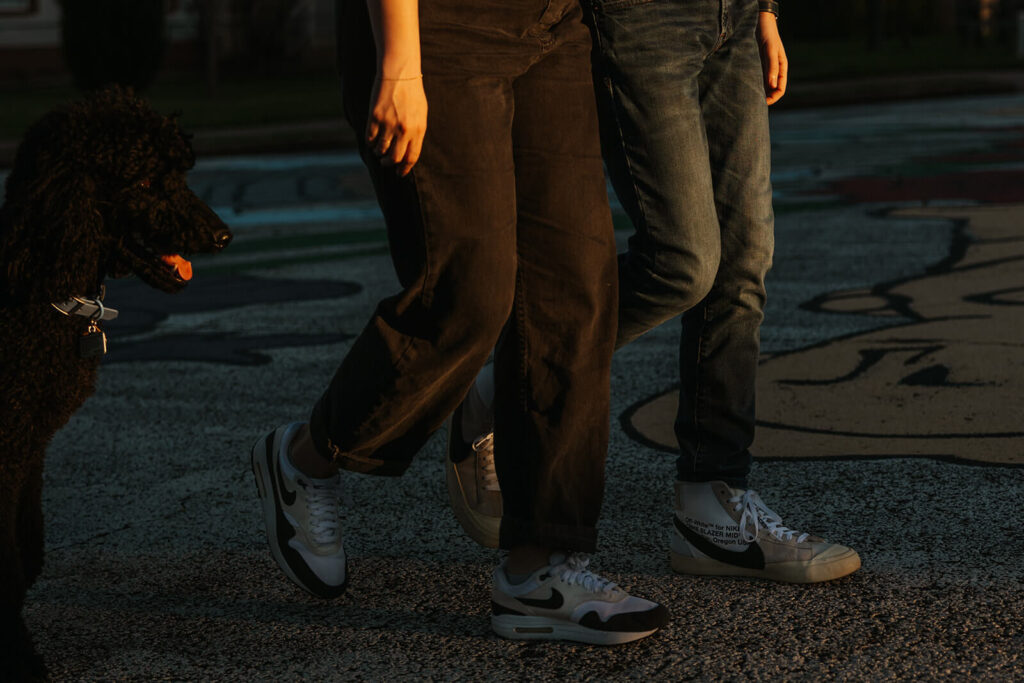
(447, 0, 862, 583)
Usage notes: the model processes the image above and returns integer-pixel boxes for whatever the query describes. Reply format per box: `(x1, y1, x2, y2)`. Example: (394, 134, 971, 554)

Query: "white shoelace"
(730, 490, 809, 544)
(551, 553, 619, 594)
(300, 478, 343, 546)
(472, 433, 501, 492)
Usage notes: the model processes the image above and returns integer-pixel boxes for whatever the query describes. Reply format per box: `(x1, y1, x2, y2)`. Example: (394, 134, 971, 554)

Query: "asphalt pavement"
(6, 89, 1024, 680)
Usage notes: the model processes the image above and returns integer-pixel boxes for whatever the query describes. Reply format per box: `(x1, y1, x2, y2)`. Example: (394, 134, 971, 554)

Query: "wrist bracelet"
(758, 0, 779, 18)
(380, 74, 423, 82)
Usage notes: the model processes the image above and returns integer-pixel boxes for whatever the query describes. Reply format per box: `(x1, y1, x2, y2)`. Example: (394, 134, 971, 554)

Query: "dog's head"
(1, 85, 231, 304)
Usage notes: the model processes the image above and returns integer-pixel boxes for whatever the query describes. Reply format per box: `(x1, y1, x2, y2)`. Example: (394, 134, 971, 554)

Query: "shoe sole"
(250, 429, 348, 598)
(670, 547, 862, 584)
(445, 427, 501, 549)
(490, 615, 659, 645)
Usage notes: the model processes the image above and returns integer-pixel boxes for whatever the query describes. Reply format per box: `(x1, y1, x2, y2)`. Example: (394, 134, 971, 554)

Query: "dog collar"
(51, 295, 119, 321)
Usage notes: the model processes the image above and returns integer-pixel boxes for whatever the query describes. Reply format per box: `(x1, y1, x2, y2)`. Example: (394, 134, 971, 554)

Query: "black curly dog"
(0, 86, 231, 680)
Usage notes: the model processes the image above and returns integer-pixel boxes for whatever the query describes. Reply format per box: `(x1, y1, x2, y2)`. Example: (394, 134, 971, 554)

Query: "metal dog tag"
(80, 323, 108, 358)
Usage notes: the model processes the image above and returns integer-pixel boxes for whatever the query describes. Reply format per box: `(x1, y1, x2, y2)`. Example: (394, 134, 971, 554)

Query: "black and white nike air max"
(251, 423, 348, 598)
(491, 553, 669, 645)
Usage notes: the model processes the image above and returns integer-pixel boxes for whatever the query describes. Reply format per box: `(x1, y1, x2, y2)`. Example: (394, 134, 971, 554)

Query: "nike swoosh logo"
(270, 432, 297, 506)
(517, 588, 564, 610)
(673, 515, 765, 570)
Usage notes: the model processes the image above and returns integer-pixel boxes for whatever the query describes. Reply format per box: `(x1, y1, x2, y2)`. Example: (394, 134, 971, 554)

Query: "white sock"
(461, 363, 495, 443)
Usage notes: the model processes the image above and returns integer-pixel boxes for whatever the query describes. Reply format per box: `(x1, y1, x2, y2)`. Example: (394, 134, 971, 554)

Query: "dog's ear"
(1, 162, 106, 305)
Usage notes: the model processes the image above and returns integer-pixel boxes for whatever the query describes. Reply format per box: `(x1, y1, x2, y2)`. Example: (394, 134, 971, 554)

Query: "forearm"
(366, 0, 422, 79)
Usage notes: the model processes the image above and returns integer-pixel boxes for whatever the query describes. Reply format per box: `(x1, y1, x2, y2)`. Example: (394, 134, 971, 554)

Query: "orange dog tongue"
(160, 254, 193, 281)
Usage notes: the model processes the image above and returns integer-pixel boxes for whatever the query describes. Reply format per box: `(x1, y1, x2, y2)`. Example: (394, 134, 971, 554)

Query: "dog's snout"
(213, 226, 233, 249)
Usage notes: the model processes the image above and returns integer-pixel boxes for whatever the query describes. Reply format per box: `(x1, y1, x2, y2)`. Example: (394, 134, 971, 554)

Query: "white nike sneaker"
(491, 553, 669, 645)
(251, 423, 348, 597)
(671, 481, 861, 584)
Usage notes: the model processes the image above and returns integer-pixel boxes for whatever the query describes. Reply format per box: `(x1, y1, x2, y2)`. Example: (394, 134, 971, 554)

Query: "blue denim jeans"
(588, 0, 774, 487)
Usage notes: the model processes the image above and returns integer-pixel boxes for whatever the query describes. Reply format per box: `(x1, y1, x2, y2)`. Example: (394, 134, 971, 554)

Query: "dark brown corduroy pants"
(311, 0, 617, 551)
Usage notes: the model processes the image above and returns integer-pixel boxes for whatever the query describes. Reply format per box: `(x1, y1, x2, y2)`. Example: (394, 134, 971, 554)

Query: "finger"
(768, 53, 780, 90)
(385, 135, 409, 167)
(366, 119, 380, 145)
(774, 58, 788, 101)
(398, 134, 424, 177)
(374, 131, 395, 157)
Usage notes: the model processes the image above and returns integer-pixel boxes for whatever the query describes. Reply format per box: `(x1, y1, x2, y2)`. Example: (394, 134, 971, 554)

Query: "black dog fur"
(0, 86, 230, 680)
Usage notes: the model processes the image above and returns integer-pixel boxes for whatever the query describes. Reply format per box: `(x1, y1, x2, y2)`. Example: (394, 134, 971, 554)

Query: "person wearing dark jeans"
(250, 0, 669, 644)
(447, 0, 861, 583)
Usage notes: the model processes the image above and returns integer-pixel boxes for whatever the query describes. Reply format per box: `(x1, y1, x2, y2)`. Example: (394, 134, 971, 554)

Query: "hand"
(757, 13, 788, 106)
(366, 75, 428, 177)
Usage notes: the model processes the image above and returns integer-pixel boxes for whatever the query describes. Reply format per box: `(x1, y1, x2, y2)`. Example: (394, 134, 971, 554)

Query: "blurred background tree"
(1, 0, 1020, 148)
(776, 0, 1024, 79)
(780, 0, 951, 44)
(246, 0, 315, 73)
(779, 0, 1020, 47)
(59, 0, 166, 92)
